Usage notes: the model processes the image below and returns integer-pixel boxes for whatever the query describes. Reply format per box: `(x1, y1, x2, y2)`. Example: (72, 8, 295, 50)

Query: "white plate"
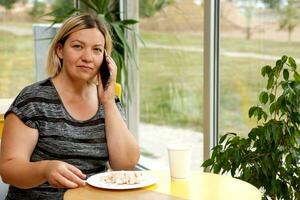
(86, 171, 157, 190)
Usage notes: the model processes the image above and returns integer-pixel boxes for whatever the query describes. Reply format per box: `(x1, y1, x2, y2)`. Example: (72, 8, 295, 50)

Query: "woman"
(0, 14, 140, 200)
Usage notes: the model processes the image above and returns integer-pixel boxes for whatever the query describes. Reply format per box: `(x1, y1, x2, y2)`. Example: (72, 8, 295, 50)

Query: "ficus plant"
(202, 56, 300, 200)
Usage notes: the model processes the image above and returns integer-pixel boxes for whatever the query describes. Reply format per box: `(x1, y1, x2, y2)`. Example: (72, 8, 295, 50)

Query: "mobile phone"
(99, 50, 110, 89)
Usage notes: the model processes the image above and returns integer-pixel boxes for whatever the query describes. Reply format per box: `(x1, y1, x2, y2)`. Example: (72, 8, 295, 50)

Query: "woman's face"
(56, 28, 105, 82)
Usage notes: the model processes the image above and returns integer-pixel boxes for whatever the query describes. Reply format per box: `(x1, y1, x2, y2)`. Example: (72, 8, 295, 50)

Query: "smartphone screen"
(99, 50, 110, 89)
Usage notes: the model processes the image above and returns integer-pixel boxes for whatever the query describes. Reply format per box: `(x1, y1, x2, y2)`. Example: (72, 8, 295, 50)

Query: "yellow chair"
(115, 83, 122, 99)
(0, 114, 4, 138)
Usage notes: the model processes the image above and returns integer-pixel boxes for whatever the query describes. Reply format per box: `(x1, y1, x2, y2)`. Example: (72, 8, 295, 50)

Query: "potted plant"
(202, 56, 300, 200)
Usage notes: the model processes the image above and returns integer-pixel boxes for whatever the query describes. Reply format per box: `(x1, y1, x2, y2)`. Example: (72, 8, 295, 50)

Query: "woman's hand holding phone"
(97, 52, 117, 106)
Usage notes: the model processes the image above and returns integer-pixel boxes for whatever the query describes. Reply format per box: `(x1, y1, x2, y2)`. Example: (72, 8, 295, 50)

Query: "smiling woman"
(0, 14, 140, 200)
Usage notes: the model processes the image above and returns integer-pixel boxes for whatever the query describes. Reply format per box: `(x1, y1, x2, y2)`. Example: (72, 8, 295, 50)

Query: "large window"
(220, 0, 300, 137)
(138, 0, 204, 170)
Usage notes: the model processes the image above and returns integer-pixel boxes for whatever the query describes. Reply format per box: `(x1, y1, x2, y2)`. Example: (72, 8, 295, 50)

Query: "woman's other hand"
(44, 160, 86, 188)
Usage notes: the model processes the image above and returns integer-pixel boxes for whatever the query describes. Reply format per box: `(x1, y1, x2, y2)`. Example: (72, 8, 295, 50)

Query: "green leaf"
(243, 168, 251, 181)
(256, 107, 264, 121)
(248, 106, 257, 118)
(294, 71, 300, 81)
(269, 103, 276, 114)
(202, 159, 214, 168)
(121, 19, 139, 25)
(234, 149, 241, 162)
(276, 59, 282, 69)
(95, 0, 110, 13)
(273, 66, 280, 78)
(248, 128, 259, 140)
(259, 91, 268, 104)
(213, 164, 221, 174)
(80, 0, 99, 12)
(281, 55, 288, 63)
(211, 145, 221, 160)
(261, 65, 272, 77)
(273, 126, 282, 145)
(286, 154, 292, 167)
(261, 162, 268, 177)
(283, 69, 289, 80)
(219, 134, 229, 144)
(266, 128, 271, 142)
(288, 57, 297, 70)
(269, 93, 275, 103)
(267, 76, 274, 89)
(263, 113, 268, 121)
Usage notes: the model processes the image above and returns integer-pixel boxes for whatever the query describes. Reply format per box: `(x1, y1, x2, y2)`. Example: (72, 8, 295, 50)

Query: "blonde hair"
(46, 14, 112, 77)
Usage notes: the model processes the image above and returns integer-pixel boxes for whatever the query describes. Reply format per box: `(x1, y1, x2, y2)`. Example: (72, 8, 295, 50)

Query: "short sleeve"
(115, 96, 126, 121)
(4, 88, 38, 129)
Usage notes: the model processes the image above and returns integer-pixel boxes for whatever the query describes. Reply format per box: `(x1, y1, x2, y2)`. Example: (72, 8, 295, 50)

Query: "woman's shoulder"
(4, 78, 56, 125)
(18, 78, 54, 99)
(22, 78, 52, 93)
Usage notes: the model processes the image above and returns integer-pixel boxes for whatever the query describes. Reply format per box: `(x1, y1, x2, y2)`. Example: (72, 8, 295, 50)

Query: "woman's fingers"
(68, 164, 86, 179)
(65, 165, 86, 186)
(45, 160, 86, 188)
(50, 179, 66, 188)
(106, 56, 117, 79)
(55, 173, 79, 188)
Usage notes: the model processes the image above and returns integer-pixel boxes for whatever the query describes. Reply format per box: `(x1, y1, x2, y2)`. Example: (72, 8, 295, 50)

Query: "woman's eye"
(93, 48, 102, 54)
(73, 44, 82, 49)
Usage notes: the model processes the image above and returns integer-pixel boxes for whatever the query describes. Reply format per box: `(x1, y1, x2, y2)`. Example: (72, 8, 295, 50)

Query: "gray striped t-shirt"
(4, 78, 125, 200)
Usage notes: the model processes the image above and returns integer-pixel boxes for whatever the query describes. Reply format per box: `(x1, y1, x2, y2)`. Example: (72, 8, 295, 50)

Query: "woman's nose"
(81, 49, 93, 62)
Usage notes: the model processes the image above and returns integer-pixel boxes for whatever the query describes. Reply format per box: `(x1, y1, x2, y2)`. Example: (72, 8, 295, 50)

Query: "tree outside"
(0, 0, 19, 10)
(278, 0, 300, 42)
(139, 0, 174, 18)
(28, 0, 46, 20)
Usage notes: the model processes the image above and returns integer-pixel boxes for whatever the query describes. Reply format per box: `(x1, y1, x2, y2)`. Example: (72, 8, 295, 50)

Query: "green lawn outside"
(140, 46, 267, 134)
(139, 47, 203, 130)
(141, 31, 300, 58)
(0, 30, 35, 98)
(0, 21, 34, 29)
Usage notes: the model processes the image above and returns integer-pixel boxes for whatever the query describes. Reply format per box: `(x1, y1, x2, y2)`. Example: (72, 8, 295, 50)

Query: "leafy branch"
(202, 56, 300, 200)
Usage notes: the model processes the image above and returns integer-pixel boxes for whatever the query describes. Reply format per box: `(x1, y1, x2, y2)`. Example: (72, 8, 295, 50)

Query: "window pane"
(139, 0, 204, 170)
(220, 0, 300, 136)
(0, 5, 36, 98)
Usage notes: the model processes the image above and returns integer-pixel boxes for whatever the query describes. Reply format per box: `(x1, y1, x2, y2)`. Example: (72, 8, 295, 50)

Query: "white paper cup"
(167, 144, 192, 180)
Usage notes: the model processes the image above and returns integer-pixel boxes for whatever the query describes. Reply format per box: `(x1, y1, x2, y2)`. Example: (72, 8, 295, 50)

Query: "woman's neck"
(52, 71, 92, 98)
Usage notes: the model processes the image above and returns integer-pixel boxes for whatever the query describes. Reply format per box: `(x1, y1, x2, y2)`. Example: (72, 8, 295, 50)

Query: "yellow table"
(64, 171, 262, 200)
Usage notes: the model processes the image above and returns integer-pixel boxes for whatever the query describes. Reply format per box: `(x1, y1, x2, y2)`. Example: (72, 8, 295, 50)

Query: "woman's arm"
(0, 114, 86, 189)
(104, 101, 140, 170)
(98, 55, 140, 170)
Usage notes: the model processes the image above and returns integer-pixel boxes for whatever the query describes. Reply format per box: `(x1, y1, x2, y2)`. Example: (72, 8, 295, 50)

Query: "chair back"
(0, 115, 4, 138)
(115, 83, 122, 99)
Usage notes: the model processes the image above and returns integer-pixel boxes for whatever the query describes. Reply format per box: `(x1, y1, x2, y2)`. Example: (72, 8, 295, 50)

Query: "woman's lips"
(78, 65, 94, 70)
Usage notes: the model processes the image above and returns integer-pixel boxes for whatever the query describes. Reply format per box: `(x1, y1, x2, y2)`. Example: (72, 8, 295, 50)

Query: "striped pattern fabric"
(4, 78, 125, 200)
